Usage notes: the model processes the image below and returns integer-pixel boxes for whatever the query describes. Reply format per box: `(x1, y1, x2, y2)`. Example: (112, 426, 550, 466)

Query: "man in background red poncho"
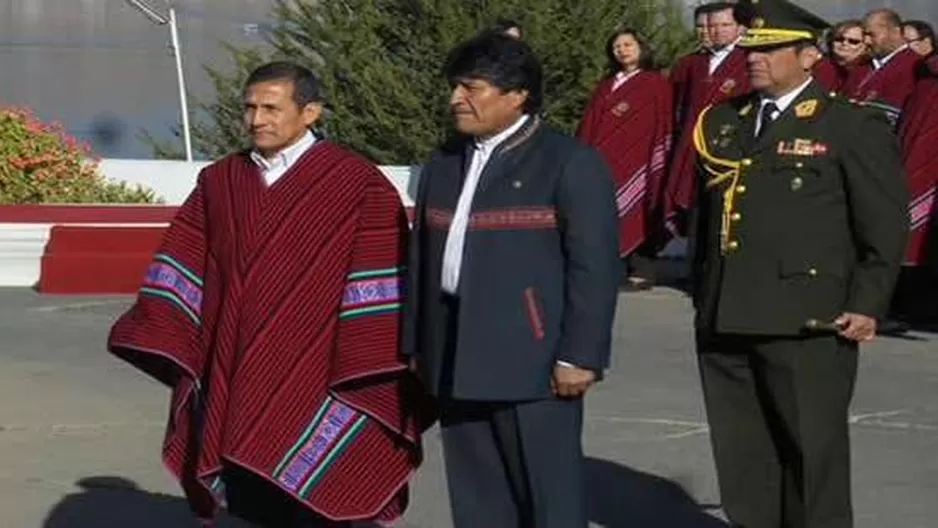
(848, 9, 921, 127)
(896, 55, 938, 322)
(107, 61, 427, 527)
(665, 1, 752, 234)
(670, 3, 715, 128)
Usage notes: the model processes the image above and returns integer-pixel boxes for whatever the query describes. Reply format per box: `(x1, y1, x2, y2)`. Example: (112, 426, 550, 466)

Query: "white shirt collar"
(474, 115, 530, 152)
(873, 44, 909, 70)
(760, 76, 815, 115)
(612, 68, 642, 90)
(250, 129, 316, 172)
(615, 68, 641, 81)
(711, 37, 741, 57)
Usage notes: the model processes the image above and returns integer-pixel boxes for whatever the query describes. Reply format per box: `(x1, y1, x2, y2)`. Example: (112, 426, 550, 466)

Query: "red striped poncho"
(899, 56, 938, 267)
(577, 70, 673, 257)
(669, 51, 707, 128)
(847, 47, 921, 126)
(664, 48, 751, 234)
(814, 56, 871, 95)
(107, 141, 427, 524)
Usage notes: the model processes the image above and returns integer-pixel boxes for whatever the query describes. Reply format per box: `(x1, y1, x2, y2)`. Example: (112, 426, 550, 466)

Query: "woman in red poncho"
(821, 19, 872, 94)
(577, 28, 673, 291)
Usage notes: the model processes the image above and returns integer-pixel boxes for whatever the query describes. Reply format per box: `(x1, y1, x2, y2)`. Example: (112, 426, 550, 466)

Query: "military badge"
(611, 102, 630, 117)
(719, 124, 735, 136)
(794, 99, 818, 118)
(720, 79, 737, 94)
(777, 138, 829, 157)
(793, 139, 814, 156)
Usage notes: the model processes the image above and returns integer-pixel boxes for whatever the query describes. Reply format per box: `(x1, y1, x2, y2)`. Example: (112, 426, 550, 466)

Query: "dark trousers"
(696, 333, 858, 528)
(890, 265, 938, 323)
(439, 398, 586, 528)
(222, 465, 351, 528)
(625, 250, 657, 281)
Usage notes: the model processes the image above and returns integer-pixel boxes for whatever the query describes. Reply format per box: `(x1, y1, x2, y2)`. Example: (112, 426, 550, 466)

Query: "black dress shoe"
(623, 277, 654, 292)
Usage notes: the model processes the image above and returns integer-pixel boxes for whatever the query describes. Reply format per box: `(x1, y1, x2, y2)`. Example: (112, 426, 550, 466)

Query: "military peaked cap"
(737, 0, 830, 49)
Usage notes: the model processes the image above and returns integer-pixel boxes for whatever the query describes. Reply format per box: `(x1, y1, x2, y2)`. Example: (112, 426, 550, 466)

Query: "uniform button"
(731, 212, 742, 221)
(727, 240, 739, 250)
(808, 267, 818, 276)
(736, 185, 747, 194)
(741, 158, 753, 166)
(795, 162, 804, 168)
(790, 177, 803, 191)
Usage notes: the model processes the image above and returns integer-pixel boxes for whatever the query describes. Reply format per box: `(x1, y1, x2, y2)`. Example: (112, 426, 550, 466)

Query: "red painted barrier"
(39, 226, 167, 294)
(0, 205, 178, 224)
(26, 206, 415, 294)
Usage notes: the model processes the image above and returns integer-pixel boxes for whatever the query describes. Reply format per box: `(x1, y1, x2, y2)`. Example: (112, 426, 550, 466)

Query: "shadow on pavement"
(42, 476, 389, 527)
(586, 457, 728, 528)
(48, 465, 725, 528)
(41, 476, 253, 527)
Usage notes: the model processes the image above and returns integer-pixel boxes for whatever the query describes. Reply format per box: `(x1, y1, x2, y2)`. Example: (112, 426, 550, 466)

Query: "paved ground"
(0, 287, 935, 528)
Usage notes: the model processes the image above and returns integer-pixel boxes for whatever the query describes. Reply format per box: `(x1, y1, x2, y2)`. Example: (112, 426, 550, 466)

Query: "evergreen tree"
(147, 0, 694, 164)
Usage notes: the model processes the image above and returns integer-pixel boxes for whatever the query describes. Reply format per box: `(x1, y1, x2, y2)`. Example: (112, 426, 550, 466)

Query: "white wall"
(97, 158, 687, 256)
(99, 159, 422, 207)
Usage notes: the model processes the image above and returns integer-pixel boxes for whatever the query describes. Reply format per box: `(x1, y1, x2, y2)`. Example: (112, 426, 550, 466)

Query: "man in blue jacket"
(403, 32, 621, 527)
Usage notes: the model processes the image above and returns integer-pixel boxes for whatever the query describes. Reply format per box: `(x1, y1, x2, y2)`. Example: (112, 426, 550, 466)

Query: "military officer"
(690, 1, 910, 527)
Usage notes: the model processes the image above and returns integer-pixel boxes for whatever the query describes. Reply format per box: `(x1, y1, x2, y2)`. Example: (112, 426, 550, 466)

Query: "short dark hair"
(244, 61, 324, 107)
(696, 1, 733, 19)
(904, 19, 936, 44)
(730, 2, 756, 27)
(692, 4, 711, 19)
(443, 33, 543, 113)
(605, 28, 656, 75)
(866, 8, 902, 29)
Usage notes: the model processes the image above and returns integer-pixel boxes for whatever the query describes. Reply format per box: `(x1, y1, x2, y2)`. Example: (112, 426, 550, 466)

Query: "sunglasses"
(834, 36, 863, 45)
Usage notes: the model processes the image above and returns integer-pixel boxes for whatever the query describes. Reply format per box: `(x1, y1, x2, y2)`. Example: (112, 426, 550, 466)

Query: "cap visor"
(740, 28, 815, 49)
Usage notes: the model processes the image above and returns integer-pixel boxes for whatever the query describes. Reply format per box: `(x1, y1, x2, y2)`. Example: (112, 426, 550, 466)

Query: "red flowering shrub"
(0, 105, 159, 203)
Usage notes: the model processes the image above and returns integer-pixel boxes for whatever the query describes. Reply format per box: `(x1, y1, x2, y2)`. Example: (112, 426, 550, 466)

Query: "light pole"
(125, 0, 193, 162)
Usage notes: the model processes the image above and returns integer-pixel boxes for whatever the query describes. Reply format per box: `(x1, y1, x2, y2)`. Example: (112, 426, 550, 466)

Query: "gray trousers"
(439, 397, 586, 528)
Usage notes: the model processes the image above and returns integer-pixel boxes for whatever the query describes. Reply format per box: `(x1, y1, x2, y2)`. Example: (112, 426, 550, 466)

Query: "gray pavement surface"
(0, 287, 935, 527)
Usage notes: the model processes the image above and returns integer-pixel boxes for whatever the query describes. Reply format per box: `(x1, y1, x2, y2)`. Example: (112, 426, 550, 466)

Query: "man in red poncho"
(896, 55, 938, 323)
(107, 61, 427, 527)
(848, 9, 921, 128)
(665, 1, 752, 235)
(670, 3, 714, 129)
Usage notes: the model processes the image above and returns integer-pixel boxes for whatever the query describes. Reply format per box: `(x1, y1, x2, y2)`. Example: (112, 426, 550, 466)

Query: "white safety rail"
(0, 160, 685, 288)
(0, 224, 52, 287)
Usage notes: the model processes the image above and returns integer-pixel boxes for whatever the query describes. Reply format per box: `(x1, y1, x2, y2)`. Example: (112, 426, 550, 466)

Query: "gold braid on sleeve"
(692, 106, 743, 255)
